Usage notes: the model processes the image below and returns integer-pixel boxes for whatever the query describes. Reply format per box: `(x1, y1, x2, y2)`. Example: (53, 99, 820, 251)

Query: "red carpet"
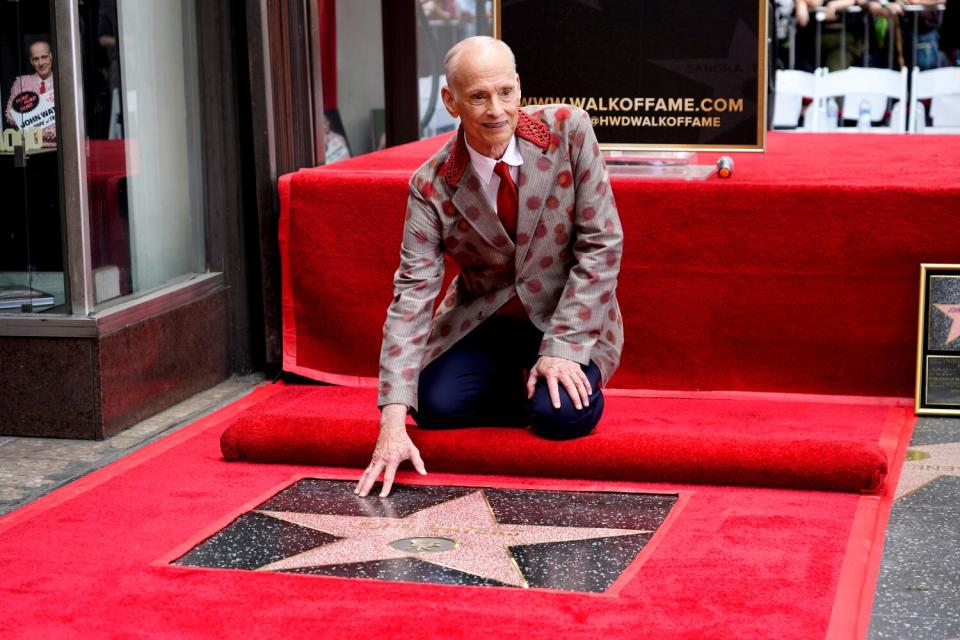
(1, 135, 933, 636)
(220, 385, 905, 494)
(280, 132, 960, 396)
(0, 384, 915, 639)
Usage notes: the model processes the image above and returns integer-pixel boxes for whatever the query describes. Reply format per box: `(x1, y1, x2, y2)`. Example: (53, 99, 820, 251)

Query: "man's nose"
(485, 96, 505, 117)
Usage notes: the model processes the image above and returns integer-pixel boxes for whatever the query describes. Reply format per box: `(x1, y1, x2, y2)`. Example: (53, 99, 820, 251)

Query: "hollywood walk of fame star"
(896, 443, 960, 500)
(255, 490, 652, 588)
(934, 303, 960, 345)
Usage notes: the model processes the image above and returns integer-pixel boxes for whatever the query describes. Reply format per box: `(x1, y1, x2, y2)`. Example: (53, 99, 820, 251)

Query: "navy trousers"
(414, 315, 604, 440)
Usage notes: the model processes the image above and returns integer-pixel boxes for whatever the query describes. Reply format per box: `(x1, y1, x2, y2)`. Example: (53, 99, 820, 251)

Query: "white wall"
(118, 0, 203, 293)
(335, 0, 385, 156)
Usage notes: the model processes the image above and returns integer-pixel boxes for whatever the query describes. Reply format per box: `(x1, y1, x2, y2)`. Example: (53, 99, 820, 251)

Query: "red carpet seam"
(824, 406, 916, 639)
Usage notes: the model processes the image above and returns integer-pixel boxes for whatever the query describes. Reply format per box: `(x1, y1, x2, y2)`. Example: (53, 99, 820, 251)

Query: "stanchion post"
(815, 8, 824, 69)
(863, 10, 870, 66)
(888, 13, 894, 69)
(903, 3, 924, 70)
(789, 21, 797, 70)
(841, 11, 847, 68)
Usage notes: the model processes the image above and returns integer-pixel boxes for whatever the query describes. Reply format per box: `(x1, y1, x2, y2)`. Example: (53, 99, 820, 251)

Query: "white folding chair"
(816, 67, 908, 133)
(910, 66, 960, 134)
(772, 69, 819, 130)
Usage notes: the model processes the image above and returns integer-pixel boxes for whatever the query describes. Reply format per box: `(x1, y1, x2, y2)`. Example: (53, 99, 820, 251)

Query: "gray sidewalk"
(0, 374, 266, 517)
(869, 416, 960, 640)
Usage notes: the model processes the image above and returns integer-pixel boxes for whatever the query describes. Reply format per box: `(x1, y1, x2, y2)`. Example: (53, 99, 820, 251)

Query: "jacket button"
(517, 277, 526, 284)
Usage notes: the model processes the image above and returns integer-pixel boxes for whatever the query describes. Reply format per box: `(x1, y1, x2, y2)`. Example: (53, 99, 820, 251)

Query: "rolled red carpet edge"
(220, 414, 887, 494)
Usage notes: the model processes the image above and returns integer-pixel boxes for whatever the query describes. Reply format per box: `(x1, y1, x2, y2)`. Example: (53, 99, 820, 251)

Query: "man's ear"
(441, 86, 459, 118)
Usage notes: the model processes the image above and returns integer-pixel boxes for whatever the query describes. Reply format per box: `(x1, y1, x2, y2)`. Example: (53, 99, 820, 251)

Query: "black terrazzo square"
(173, 479, 678, 593)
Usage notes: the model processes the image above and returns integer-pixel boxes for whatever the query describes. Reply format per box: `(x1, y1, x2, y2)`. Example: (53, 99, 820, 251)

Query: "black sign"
(497, 0, 767, 150)
(12, 91, 39, 114)
(925, 356, 960, 406)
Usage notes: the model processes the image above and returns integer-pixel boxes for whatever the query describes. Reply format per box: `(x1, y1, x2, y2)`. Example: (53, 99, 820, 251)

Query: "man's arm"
(538, 110, 623, 365)
(376, 181, 446, 410)
(530, 109, 623, 408)
(356, 178, 444, 497)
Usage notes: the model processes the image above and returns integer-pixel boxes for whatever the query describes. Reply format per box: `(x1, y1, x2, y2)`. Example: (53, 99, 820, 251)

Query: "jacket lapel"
(443, 111, 551, 260)
(515, 136, 553, 269)
(451, 162, 514, 255)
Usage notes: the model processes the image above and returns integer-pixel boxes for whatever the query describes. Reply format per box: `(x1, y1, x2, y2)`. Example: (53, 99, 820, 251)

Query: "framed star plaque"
(916, 264, 960, 416)
(495, 0, 768, 151)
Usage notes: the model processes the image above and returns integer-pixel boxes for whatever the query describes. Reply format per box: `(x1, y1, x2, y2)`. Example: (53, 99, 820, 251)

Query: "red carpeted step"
(220, 387, 892, 493)
(280, 133, 960, 398)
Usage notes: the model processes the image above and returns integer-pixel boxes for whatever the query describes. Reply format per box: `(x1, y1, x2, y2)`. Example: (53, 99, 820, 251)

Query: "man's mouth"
(482, 121, 509, 129)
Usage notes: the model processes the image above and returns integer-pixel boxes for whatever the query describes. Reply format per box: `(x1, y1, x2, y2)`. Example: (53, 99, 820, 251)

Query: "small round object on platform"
(716, 156, 734, 179)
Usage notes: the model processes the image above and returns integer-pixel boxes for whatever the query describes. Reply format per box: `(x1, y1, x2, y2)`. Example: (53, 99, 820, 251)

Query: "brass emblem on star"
(389, 537, 458, 553)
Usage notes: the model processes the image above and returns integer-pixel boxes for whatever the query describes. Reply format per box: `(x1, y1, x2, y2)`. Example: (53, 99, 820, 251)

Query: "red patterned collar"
(443, 110, 550, 187)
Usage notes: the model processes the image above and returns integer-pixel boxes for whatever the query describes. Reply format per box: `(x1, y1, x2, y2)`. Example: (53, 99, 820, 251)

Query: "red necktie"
(39, 81, 46, 95)
(493, 161, 518, 240)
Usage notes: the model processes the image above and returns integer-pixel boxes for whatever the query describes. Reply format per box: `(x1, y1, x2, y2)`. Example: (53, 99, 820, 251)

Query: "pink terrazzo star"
(255, 490, 651, 587)
(896, 443, 960, 501)
(934, 304, 960, 345)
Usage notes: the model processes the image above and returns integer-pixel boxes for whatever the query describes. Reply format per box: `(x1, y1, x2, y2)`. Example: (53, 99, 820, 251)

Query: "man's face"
(442, 46, 520, 158)
(30, 43, 52, 79)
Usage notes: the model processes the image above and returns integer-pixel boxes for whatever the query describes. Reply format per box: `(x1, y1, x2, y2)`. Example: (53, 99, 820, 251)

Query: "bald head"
(440, 36, 520, 158)
(443, 36, 516, 89)
(29, 40, 52, 80)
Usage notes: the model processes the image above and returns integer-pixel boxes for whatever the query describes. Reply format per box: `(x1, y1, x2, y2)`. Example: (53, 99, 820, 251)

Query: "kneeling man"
(356, 36, 624, 498)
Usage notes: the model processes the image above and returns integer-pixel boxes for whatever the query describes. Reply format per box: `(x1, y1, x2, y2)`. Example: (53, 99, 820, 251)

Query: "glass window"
(80, 0, 205, 305)
(329, 0, 385, 159)
(0, 0, 67, 314)
(416, 0, 493, 139)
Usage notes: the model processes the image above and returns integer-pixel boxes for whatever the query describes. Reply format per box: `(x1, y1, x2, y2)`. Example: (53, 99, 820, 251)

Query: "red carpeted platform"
(0, 134, 937, 637)
(221, 385, 909, 494)
(280, 132, 960, 396)
(0, 384, 915, 639)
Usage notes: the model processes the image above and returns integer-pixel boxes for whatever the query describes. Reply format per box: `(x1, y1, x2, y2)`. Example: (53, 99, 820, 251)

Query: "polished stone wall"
(0, 289, 229, 439)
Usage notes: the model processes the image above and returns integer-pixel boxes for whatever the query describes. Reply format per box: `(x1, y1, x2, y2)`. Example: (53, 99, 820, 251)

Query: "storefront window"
(80, 0, 205, 305)
(0, 1, 67, 313)
(416, 0, 493, 138)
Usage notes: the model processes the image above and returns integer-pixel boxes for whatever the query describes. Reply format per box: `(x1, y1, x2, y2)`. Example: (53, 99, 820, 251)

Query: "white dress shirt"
(464, 135, 523, 213)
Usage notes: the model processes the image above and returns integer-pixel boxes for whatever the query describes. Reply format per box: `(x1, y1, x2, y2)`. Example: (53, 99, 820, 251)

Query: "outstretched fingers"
(355, 460, 385, 497)
(410, 446, 427, 476)
(380, 461, 399, 498)
(355, 447, 427, 499)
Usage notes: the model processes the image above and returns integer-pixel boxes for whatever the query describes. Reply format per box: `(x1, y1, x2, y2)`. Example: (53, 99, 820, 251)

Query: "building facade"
(0, 0, 490, 439)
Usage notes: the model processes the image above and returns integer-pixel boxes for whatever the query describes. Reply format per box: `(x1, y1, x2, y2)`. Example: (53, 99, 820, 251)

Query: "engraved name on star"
(254, 490, 651, 587)
(896, 443, 960, 500)
(934, 303, 960, 345)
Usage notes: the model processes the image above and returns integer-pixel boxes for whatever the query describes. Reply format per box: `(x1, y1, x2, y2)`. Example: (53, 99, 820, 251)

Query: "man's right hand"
(354, 404, 427, 498)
